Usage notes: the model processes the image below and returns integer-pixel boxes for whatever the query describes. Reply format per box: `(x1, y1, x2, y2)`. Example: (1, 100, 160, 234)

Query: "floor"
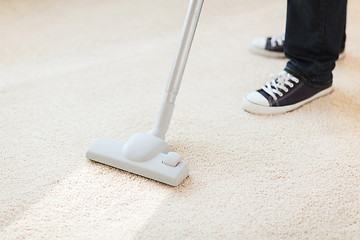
(1, 0, 359, 239)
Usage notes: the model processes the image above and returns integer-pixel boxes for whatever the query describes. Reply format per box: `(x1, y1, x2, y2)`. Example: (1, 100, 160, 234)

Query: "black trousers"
(284, 0, 347, 87)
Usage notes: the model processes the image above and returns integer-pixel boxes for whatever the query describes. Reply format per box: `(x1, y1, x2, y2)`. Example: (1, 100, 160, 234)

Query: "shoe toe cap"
(245, 91, 269, 106)
(251, 38, 267, 49)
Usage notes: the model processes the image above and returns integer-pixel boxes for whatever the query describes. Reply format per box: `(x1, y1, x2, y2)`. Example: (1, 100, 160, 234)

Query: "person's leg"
(284, 0, 347, 87)
(249, 32, 346, 59)
(249, 0, 347, 60)
(340, 18, 347, 53)
(243, 0, 347, 115)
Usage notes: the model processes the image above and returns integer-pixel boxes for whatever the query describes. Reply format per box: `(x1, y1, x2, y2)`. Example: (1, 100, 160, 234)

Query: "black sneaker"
(242, 71, 333, 114)
(249, 34, 345, 59)
(250, 35, 285, 58)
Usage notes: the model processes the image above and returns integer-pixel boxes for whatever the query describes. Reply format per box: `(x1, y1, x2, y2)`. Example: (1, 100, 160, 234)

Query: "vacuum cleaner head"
(86, 133, 189, 186)
(86, 0, 203, 187)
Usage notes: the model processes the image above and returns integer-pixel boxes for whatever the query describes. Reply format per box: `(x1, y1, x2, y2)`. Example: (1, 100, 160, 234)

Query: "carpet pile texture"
(1, 0, 359, 239)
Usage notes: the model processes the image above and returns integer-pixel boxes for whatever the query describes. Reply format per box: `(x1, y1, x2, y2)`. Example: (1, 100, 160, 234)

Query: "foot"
(250, 35, 285, 58)
(249, 34, 345, 60)
(242, 71, 333, 115)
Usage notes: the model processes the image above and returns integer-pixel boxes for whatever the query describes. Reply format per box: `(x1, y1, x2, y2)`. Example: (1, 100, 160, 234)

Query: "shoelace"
(262, 71, 299, 101)
(270, 34, 285, 47)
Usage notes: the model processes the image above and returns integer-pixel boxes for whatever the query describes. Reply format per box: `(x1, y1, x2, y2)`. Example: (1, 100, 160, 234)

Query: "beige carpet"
(1, 0, 360, 239)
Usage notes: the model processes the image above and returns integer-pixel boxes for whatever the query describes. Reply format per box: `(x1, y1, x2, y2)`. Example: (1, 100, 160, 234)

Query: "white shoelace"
(262, 71, 299, 101)
(270, 34, 285, 47)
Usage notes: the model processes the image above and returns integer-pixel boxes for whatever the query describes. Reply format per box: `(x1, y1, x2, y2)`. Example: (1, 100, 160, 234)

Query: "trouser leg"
(284, 0, 347, 86)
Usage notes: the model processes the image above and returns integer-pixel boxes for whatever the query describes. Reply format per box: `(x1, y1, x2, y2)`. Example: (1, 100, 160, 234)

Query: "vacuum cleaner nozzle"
(86, 133, 189, 186)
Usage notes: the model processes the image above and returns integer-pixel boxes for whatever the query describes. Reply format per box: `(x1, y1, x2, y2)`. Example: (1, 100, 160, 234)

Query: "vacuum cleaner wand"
(86, 0, 204, 186)
(150, 0, 204, 139)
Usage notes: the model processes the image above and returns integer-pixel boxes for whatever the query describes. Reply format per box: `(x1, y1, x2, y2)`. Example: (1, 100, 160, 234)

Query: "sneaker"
(249, 34, 345, 60)
(242, 71, 333, 114)
(250, 35, 285, 58)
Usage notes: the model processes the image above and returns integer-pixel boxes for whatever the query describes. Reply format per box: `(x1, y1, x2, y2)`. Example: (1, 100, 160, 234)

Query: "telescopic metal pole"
(150, 0, 204, 139)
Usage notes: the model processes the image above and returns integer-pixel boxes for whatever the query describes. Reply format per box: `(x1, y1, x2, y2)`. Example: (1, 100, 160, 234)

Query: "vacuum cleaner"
(86, 0, 204, 186)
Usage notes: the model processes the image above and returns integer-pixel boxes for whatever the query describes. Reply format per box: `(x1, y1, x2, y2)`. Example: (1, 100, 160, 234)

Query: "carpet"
(1, 0, 359, 239)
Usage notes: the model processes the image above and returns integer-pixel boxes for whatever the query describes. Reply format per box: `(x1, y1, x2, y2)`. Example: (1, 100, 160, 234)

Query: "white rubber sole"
(242, 86, 334, 115)
(339, 52, 346, 60)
